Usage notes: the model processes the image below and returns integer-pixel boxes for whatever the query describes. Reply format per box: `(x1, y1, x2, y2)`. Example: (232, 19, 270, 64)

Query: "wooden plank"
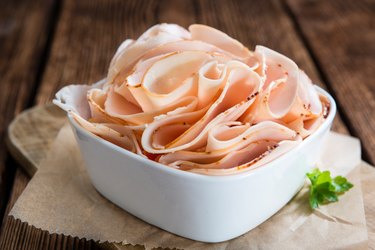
(2, 0, 351, 249)
(285, 0, 375, 164)
(0, 0, 58, 229)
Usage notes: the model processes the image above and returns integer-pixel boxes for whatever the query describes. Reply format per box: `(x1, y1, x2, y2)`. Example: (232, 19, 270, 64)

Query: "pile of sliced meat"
(54, 23, 330, 175)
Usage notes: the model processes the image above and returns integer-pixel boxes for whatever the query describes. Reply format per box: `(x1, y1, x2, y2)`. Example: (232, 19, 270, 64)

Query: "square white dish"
(67, 86, 336, 243)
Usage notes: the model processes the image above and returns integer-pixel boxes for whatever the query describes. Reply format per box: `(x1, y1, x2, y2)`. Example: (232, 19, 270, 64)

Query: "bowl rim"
(68, 85, 336, 182)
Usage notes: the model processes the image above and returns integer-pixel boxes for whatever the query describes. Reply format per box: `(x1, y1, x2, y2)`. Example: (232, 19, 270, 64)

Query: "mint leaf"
(306, 168, 353, 209)
(316, 171, 331, 185)
(332, 176, 353, 193)
(309, 188, 319, 209)
(306, 168, 321, 185)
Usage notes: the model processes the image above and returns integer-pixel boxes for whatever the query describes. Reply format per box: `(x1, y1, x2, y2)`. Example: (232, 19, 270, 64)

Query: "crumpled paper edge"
(8, 214, 181, 250)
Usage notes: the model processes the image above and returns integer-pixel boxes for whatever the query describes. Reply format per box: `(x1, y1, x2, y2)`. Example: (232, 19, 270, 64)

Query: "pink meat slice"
(140, 40, 240, 63)
(158, 121, 297, 165)
(189, 24, 252, 60)
(141, 66, 262, 153)
(197, 60, 259, 108)
(188, 137, 302, 175)
(87, 86, 199, 126)
(250, 46, 299, 122)
(297, 69, 323, 116)
(241, 46, 325, 130)
(127, 51, 212, 112)
(53, 84, 138, 152)
(107, 24, 190, 84)
(112, 53, 172, 109)
(72, 114, 137, 152)
(287, 94, 329, 138)
(174, 141, 278, 170)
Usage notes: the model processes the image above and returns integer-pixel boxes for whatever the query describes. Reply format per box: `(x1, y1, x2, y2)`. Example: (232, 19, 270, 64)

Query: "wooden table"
(0, 0, 374, 249)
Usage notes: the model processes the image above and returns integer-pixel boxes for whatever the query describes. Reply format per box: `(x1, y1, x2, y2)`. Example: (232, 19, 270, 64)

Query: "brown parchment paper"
(361, 162, 375, 250)
(10, 125, 369, 249)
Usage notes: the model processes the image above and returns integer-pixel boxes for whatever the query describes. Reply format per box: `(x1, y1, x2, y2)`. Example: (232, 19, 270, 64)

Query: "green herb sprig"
(306, 168, 353, 209)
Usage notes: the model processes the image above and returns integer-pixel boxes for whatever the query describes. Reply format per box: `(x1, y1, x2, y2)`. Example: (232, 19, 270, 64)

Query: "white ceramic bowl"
(68, 86, 336, 243)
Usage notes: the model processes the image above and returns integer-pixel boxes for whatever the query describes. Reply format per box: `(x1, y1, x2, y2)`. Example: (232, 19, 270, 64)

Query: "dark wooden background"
(0, 0, 374, 249)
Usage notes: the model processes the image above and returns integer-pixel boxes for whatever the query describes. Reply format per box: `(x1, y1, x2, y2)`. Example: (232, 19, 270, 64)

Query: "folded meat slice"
(104, 87, 199, 125)
(297, 69, 323, 116)
(87, 87, 199, 126)
(53, 84, 138, 152)
(171, 140, 278, 170)
(243, 46, 324, 128)
(188, 137, 301, 175)
(113, 53, 174, 109)
(108, 39, 134, 80)
(107, 24, 190, 84)
(158, 121, 297, 165)
(126, 53, 173, 87)
(141, 66, 262, 153)
(197, 60, 259, 108)
(189, 24, 252, 61)
(246, 46, 299, 123)
(100, 123, 146, 157)
(287, 94, 329, 138)
(141, 40, 237, 63)
(87, 88, 125, 124)
(121, 50, 229, 110)
(72, 114, 137, 152)
(206, 120, 296, 152)
(127, 51, 213, 112)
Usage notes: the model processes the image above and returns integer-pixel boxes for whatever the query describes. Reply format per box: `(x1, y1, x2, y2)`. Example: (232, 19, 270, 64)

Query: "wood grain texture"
(36, 0, 165, 105)
(6, 104, 66, 177)
(1, 0, 356, 248)
(286, 0, 375, 164)
(0, 0, 58, 230)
